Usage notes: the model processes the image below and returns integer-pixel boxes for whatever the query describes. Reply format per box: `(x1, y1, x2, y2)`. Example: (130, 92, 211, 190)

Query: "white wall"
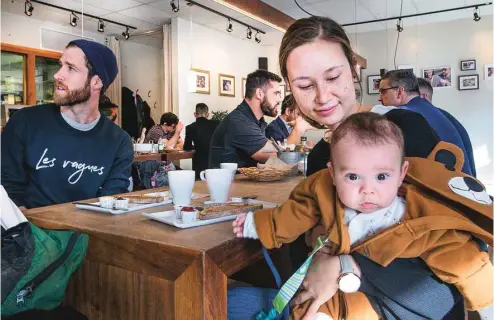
(120, 41, 163, 123)
(267, 44, 281, 76)
(349, 16, 493, 182)
(171, 17, 274, 128)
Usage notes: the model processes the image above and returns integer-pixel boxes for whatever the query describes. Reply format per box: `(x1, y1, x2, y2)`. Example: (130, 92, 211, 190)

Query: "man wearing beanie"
(1, 40, 133, 209)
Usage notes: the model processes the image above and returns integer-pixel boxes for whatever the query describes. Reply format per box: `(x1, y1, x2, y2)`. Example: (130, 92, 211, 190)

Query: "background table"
(133, 150, 195, 163)
(24, 175, 303, 320)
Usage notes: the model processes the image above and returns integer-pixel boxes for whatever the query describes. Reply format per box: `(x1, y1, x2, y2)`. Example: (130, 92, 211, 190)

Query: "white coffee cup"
(168, 170, 195, 205)
(200, 169, 232, 203)
(220, 163, 238, 181)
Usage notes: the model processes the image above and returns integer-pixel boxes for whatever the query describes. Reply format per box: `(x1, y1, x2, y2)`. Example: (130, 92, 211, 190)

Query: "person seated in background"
(145, 112, 184, 149)
(418, 77, 476, 177)
(233, 113, 493, 320)
(99, 95, 118, 123)
(1, 39, 133, 209)
(184, 103, 219, 179)
(378, 69, 475, 175)
(265, 94, 299, 143)
(210, 69, 313, 168)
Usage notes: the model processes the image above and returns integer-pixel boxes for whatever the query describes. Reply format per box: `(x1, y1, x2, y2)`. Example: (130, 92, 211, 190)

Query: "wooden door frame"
(1, 43, 61, 105)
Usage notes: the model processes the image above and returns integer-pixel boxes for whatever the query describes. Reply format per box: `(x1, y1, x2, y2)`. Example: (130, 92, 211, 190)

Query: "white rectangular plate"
(75, 191, 173, 215)
(142, 200, 278, 229)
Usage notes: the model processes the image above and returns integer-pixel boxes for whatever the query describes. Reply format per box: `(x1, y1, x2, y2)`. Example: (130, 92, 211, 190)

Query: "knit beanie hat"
(68, 39, 118, 92)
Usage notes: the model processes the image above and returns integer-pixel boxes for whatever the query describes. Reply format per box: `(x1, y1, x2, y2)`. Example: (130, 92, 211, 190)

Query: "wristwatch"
(337, 254, 361, 293)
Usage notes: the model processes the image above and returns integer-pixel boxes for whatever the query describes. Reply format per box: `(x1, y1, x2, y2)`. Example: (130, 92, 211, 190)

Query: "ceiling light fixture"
(170, 0, 180, 13)
(254, 31, 261, 43)
(246, 27, 252, 39)
(212, 0, 286, 32)
(69, 12, 79, 27)
(122, 27, 130, 40)
(24, 0, 34, 16)
(396, 18, 403, 32)
(25, 1, 137, 33)
(473, 6, 481, 21)
(183, 0, 266, 39)
(97, 19, 105, 33)
(226, 18, 233, 32)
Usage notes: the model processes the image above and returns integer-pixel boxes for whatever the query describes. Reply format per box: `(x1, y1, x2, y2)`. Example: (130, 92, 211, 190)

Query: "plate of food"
(142, 199, 277, 228)
(74, 192, 173, 215)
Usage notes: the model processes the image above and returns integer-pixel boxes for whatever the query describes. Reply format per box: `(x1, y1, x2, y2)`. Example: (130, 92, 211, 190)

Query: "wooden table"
(24, 175, 303, 320)
(133, 150, 195, 163)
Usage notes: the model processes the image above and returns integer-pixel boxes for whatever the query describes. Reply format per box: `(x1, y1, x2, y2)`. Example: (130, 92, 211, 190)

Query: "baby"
(233, 112, 493, 320)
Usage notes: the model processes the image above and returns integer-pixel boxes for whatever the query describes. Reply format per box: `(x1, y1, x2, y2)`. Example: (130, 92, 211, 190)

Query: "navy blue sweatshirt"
(1, 104, 133, 208)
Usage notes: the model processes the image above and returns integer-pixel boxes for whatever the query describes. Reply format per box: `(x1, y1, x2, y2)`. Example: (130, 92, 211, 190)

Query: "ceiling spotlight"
(246, 27, 252, 39)
(69, 12, 79, 27)
(255, 31, 261, 43)
(24, 1, 34, 16)
(122, 27, 130, 40)
(473, 6, 481, 22)
(396, 18, 404, 32)
(97, 19, 105, 33)
(170, 0, 179, 13)
(226, 18, 233, 33)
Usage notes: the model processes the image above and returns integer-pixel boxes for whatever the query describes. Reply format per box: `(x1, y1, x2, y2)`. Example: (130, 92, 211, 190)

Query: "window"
(35, 57, 58, 105)
(1, 43, 61, 106)
(1, 51, 26, 105)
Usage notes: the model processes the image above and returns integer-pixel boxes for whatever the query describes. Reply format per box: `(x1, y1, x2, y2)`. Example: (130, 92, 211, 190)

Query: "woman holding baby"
(230, 16, 489, 320)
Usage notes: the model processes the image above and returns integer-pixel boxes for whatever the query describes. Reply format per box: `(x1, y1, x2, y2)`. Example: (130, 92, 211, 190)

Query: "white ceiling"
(2, 0, 492, 48)
(2, 0, 284, 47)
(263, 0, 493, 33)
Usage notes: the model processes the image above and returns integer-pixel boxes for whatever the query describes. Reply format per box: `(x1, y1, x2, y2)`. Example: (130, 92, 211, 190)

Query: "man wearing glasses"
(145, 112, 184, 149)
(378, 69, 474, 176)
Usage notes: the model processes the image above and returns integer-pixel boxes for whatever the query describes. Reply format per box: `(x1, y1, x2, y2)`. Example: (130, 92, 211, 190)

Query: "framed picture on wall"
(484, 64, 493, 80)
(190, 68, 210, 94)
(397, 64, 417, 75)
(460, 59, 476, 71)
(219, 74, 235, 97)
(422, 66, 452, 88)
(241, 77, 247, 97)
(367, 75, 381, 95)
(458, 74, 479, 90)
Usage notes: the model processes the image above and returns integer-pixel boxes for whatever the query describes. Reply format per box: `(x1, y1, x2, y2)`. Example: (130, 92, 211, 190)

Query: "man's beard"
(260, 98, 278, 117)
(54, 79, 91, 107)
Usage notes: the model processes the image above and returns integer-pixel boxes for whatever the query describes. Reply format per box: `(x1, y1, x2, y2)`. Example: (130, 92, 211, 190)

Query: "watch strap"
(339, 254, 354, 274)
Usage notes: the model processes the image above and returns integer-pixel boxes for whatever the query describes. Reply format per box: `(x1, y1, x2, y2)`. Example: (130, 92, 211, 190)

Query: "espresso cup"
(168, 170, 195, 205)
(200, 168, 232, 203)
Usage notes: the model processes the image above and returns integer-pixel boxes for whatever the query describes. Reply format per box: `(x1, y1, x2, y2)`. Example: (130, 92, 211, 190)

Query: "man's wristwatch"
(337, 254, 361, 293)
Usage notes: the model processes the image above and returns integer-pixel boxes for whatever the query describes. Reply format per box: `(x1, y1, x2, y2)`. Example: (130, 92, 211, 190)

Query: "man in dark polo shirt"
(210, 70, 284, 168)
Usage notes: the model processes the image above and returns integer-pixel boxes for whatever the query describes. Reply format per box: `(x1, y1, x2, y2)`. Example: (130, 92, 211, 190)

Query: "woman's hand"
(292, 251, 341, 320)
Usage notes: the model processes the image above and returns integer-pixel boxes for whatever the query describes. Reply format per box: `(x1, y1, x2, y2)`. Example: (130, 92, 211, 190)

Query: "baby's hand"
(232, 213, 247, 237)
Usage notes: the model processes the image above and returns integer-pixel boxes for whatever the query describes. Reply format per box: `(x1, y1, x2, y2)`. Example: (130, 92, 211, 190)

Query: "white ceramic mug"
(168, 170, 195, 205)
(220, 163, 238, 181)
(200, 169, 232, 203)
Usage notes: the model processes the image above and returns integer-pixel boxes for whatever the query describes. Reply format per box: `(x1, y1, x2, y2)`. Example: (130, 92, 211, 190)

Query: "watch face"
(339, 273, 361, 293)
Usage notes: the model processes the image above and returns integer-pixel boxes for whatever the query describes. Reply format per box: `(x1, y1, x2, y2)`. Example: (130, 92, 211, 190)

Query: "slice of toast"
(198, 202, 263, 220)
(122, 195, 166, 204)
